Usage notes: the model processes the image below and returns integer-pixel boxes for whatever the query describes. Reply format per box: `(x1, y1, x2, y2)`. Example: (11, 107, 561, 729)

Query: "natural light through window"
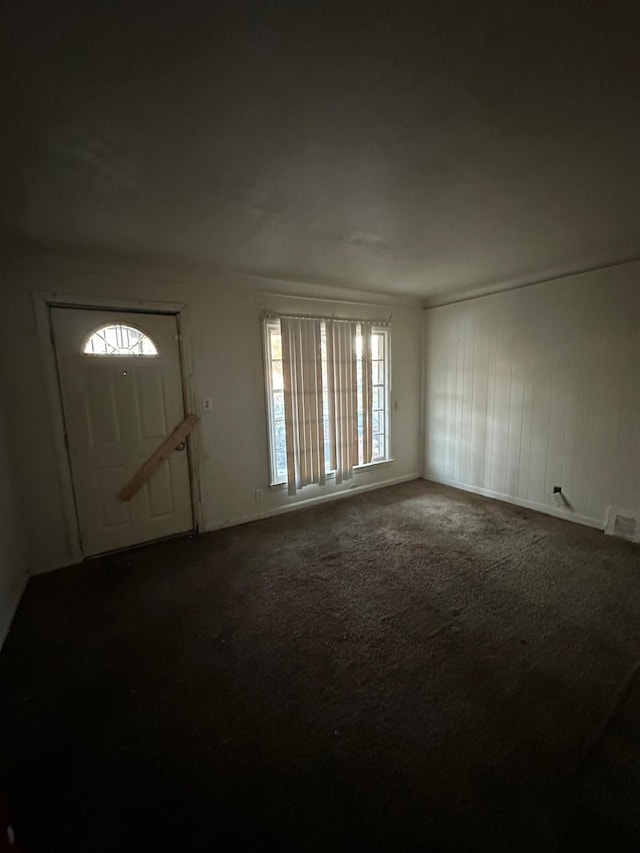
(84, 324, 158, 356)
(264, 320, 389, 485)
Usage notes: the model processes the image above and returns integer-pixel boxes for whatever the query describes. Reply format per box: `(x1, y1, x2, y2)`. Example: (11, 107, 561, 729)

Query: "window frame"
(262, 319, 286, 486)
(262, 318, 391, 487)
(368, 326, 391, 465)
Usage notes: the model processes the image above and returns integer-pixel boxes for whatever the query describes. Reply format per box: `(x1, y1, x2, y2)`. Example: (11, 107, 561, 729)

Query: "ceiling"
(3, 1, 640, 302)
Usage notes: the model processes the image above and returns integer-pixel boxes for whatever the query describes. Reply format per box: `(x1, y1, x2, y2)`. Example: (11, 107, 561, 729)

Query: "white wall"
(0, 250, 422, 574)
(0, 401, 28, 645)
(423, 263, 640, 528)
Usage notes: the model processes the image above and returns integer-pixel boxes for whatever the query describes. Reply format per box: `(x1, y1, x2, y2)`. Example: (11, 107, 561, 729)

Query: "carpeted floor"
(1, 480, 640, 851)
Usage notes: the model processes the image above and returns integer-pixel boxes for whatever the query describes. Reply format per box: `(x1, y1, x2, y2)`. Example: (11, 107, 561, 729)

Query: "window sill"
(353, 458, 395, 473)
(269, 458, 394, 491)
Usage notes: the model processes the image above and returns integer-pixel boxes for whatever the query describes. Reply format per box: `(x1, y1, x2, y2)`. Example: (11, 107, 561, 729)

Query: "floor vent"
(605, 508, 640, 544)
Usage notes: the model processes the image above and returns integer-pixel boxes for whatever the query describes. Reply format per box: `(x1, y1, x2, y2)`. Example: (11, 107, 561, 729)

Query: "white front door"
(51, 307, 194, 556)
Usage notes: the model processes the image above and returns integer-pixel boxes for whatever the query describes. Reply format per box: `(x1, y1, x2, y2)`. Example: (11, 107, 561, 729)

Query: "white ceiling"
(3, 1, 640, 302)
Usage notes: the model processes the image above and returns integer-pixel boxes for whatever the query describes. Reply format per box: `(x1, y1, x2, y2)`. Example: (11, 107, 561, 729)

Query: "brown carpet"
(1, 480, 640, 851)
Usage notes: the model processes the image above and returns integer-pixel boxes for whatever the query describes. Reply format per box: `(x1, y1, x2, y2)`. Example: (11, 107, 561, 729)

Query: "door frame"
(33, 291, 202, 563)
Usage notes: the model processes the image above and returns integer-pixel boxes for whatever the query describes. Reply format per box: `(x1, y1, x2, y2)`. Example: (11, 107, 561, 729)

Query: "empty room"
(1, 2, 639, 850)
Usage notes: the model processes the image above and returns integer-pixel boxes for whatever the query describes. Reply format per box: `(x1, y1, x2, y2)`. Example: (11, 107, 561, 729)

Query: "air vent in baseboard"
(605, 507, 640, 544)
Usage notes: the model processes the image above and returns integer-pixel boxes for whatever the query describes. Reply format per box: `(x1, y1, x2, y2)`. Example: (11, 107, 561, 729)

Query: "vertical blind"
(281, 317, 326, 495)
(326, 320, 359, 485)
(278, 315, 385, 494)
(360, 321, 374, 466)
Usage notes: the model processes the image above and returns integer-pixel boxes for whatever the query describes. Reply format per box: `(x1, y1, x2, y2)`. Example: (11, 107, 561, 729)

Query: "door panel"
(147, 459, 174, 518)
(135, 367, 168, 439)
(51, 307, 194, 555)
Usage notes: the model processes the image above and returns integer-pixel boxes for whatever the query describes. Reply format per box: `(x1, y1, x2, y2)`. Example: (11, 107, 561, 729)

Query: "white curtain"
(281, 317, 326, 496)
(326, 320, 359, 485)
(360, 321, 374, 465)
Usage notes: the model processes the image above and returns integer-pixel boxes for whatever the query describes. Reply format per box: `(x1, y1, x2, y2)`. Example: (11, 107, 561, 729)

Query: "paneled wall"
(423, 264, 640, 528)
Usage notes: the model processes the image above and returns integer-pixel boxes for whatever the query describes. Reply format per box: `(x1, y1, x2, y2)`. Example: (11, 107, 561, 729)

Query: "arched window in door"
(83, 324, 159, 356)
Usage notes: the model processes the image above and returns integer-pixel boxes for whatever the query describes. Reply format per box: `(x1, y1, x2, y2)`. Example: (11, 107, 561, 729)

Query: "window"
(356, 329, 388, 463)
(84, 324, 158, 356)
(264, 319, 390, 486)
(265, 322, 288, 483)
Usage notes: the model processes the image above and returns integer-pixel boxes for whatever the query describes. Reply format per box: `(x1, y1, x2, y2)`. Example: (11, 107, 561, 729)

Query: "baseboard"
(204, 474, 422, 533)
(0, 573, 28, 652)
(32, 475, 423, 573)
(425, 476, 603, 531)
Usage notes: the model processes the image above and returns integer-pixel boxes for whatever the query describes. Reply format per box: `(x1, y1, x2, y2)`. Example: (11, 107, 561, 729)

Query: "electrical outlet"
(255, 488, 264, 503)
(203, 397, 213, 412)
